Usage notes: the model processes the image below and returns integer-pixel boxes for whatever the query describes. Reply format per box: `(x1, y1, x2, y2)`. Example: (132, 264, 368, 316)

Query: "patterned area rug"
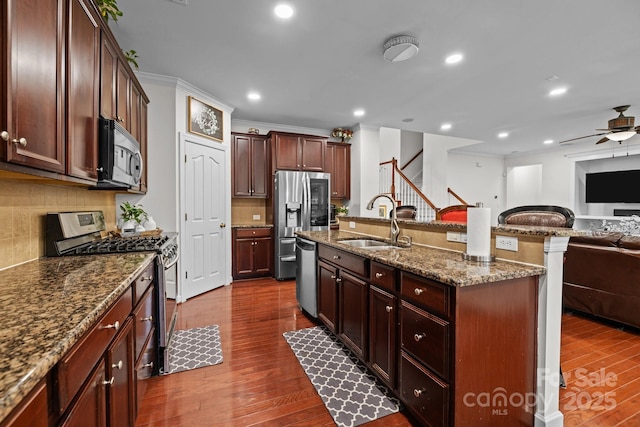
(167, 324, 223, 374)
(283, 326, 401, 427)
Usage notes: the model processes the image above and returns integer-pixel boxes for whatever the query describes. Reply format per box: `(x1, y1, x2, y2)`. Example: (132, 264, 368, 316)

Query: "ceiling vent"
(383, 35, 419, 62)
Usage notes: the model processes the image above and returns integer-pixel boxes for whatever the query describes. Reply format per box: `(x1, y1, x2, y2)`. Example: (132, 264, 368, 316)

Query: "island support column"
(535, 235, 569, 427)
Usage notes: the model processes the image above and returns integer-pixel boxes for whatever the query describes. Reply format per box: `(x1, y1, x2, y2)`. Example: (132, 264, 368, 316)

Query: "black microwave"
(97, 117, 143, 188)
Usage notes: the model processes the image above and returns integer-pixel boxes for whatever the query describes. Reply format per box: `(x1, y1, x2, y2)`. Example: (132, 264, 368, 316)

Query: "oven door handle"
(163, 253, 180, 270)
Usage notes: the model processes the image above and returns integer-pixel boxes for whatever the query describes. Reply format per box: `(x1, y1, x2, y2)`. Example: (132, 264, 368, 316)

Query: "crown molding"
(135, 71, 235, 113)
(231, 119, 332, 138)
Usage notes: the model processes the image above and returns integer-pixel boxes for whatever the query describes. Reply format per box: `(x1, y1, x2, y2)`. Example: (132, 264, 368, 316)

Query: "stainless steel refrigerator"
(274, 170, 330, 280)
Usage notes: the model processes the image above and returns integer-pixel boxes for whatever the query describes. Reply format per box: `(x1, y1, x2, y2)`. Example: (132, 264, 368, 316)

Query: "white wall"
(353, 124, 383, 217)
(447, 152, 505, 223)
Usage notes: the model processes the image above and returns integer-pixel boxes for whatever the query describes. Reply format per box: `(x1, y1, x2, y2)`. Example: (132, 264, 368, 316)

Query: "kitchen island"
(301, 218, 579, 427)
(0, 252, 155, 425)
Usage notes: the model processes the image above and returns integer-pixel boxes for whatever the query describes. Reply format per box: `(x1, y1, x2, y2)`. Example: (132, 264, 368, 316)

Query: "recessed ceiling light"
(274, 4, 293, 19)
(440, 123, 452, 130)
(247, 92, 261, 101)
(445, 53, 463, 65)
(549, 87, 567, 96)
(498, 132, 509, 139)
(353, 109, 365, 117)
(543, 139, 554, 144)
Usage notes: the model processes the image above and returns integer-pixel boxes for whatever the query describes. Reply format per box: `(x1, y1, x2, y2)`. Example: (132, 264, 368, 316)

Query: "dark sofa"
(563, 231, 640, 330)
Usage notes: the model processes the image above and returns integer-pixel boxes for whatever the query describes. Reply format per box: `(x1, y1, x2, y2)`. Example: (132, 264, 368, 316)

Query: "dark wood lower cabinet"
(106, 318, 134, 427)
(317, 260, 338, 333)
(315, 242, 538, 427)
(60, 362, 107, 427)
(0, 378, 49, 427)
(232, 228, 273, 279)
(368, 285, 396, 388)
(338, 270, 368, 359)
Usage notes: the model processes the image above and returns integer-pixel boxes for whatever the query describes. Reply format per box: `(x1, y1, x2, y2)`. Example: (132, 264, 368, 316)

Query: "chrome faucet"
(366, 193, 400, 244)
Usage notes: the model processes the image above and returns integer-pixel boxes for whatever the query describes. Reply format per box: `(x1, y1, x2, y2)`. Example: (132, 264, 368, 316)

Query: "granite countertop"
(297, 230, 546, 287)
(341, 216, 582, 237)
(0, 252, 155, 422)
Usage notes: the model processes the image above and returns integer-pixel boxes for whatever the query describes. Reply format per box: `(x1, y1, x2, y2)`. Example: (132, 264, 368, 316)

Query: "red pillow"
(441, 211, 467, 223)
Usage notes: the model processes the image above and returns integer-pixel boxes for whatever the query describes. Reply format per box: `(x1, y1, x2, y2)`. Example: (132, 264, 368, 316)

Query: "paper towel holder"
(461, 253, 496, 264)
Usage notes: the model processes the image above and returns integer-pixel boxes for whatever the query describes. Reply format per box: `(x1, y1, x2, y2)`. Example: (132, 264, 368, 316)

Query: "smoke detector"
(383, 35, 419, 62)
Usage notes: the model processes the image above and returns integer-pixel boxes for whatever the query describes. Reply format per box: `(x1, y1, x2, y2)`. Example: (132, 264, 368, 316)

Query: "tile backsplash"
(0, 178, 116, 270)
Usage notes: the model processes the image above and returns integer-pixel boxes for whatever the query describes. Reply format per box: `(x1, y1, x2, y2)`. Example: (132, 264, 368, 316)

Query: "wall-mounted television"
(585, 169, 640, 203)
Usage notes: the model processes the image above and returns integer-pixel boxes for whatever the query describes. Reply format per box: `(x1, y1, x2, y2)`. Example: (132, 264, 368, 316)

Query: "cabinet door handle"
(141, 316, 153, 322)
(335, 277, 342, 283)
(103, 377, 115, 386)
(385, 305, 393, 313)
(414, 333, 426, 342)
(112, 360, 123, 370)
(12, 137, 27, 147)
(333, 255, 340, 260)
(100, 320, 120, 331)
(413, 388, 425, 398)
(375, 272, 384, 279)
(143, 275, 153, 282)
(1, 131, 9, 141)
(414, 288, 424, 296)
(142, 361, 154, 369)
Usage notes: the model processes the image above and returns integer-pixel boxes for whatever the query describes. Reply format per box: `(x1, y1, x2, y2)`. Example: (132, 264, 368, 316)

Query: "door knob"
(12, 137, 27, 147)
(1, 131, 8, 141)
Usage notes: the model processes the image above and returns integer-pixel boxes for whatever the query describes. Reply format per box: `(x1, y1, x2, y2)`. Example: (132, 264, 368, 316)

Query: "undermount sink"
(339, 239, 401, 250)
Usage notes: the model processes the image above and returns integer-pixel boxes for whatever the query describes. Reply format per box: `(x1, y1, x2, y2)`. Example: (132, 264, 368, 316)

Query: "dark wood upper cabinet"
(268, 131, 326, 172)
(232, 133, 269, 198)
(326, 142, 350, 199)
(1, 0, 148, 191)
(66, 0, 100, 181)
(1, 0, 65, 173)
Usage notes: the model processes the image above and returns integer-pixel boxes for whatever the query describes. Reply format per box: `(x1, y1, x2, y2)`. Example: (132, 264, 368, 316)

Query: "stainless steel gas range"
(45, 211, 179, 374)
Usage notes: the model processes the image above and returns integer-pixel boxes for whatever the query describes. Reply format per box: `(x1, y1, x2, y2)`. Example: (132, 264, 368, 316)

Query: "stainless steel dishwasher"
(295, 236, 318, 318)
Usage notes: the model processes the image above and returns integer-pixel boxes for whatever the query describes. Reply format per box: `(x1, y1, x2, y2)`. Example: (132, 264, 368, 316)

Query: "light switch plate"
(252, 214, 261, 220)
(349, 221, 356, 229)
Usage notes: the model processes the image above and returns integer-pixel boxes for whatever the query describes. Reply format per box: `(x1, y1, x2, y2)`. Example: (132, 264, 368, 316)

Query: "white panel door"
(182, 137, 226, 300)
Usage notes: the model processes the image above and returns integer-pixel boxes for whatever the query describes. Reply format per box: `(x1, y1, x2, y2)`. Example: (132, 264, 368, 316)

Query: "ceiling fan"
(558, 105, 640, 145)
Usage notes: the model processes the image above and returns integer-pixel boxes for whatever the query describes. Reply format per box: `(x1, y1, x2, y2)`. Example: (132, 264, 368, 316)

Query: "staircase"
(379, 157, 469, 222)
(379, 158, 437, 221)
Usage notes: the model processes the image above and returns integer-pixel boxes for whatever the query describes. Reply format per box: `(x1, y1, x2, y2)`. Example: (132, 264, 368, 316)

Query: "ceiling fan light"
(606, 131, 636, 142)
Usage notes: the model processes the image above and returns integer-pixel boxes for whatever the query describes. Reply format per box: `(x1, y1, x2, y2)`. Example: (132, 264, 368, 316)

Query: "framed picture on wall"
(188, 96, 223, 142)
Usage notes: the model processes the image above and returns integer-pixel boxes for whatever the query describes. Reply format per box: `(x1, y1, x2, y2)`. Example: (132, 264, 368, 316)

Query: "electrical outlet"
(446, 232, 460, 242)
(460, 232, 467, 242)
(349, 221, 356, 229)
(252, 214, 261, 220)
(496, 235, 518, 251)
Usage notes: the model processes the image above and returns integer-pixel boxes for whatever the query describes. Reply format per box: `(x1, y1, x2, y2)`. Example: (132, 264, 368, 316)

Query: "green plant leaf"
(124, 49, 139, 70)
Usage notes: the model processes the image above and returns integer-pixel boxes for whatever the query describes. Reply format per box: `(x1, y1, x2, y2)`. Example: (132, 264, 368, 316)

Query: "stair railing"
(447, 187, 470, 205)
(379, 158, 438, 221)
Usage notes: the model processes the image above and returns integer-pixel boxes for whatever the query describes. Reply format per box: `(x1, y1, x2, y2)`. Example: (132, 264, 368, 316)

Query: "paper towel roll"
(466, 207, 491, 257)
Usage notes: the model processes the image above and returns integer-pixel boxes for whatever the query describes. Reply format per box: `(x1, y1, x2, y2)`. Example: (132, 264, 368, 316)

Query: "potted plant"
(336, 205, 349, 216)
(120, 202, 147, 232)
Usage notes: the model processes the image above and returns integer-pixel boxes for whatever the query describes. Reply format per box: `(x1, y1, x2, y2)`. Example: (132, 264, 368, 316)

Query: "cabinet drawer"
(57, 290, 132, 413)
(133, 285, 155, 362)
(401, 301, 450, 380)
(370, 261, 396, 291)
(399, 351, 449, 427)
(235, 227, 272, 238)
(318, 245, 368, 277)
(401, 272, 450, 318)
(133, 261, 155, 305)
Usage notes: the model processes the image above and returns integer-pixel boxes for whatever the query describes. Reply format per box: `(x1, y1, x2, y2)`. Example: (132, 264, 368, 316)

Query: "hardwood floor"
(135, 278, 414, 426)
(135, 278, 640, 426)
(560, 310, 640, 426)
